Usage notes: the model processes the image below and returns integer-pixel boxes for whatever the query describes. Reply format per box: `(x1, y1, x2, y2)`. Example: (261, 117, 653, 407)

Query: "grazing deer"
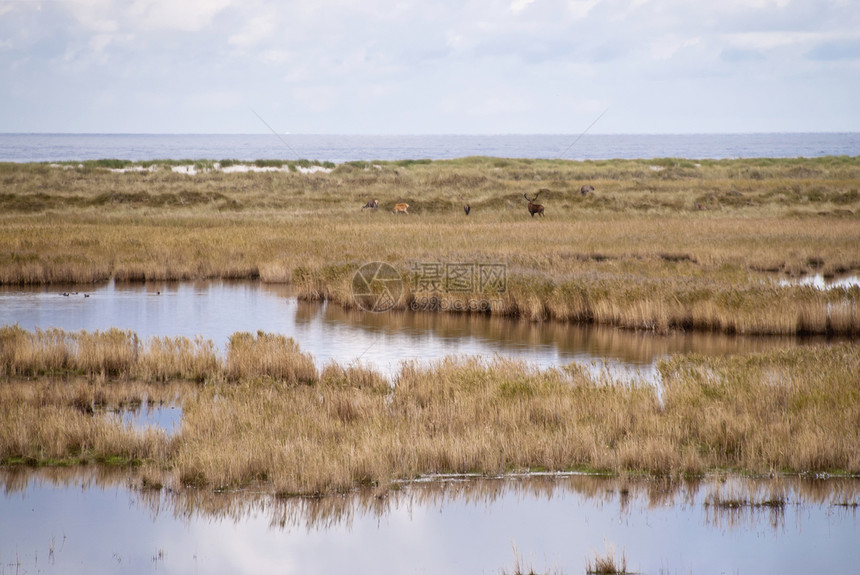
(457, 192, 471, 216)
(523, 191, 545, 217)
(392, 203, 409, 214)
(362, 199, 378, 209)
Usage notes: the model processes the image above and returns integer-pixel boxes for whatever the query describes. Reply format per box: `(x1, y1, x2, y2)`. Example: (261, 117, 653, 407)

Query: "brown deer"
(362, 199, 378, 209)
(523, 191, 545, 217)
(392, 203, 409, 214)
(457, 192, 471, 216)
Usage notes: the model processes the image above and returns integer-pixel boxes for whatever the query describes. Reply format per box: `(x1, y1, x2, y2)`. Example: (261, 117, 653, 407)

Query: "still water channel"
(0, 278, 841, 381)
(2, 279, 858, 574)
(1, 470, 858, 574)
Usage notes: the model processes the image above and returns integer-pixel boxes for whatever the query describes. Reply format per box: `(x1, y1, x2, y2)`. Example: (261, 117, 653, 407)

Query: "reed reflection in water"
(2, 468, 858, 575)
(0, 280, 833, 381)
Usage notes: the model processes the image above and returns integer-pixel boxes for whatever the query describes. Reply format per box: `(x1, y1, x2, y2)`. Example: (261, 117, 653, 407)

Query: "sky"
(1, 0, 859, 134)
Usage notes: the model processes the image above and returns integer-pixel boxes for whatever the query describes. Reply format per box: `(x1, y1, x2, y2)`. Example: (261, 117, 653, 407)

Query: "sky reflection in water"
(0, 279, 838, 383)
(1, 470, 858, 575)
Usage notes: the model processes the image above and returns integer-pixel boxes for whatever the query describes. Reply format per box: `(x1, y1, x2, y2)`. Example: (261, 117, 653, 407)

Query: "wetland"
(1, 156, 859, 572)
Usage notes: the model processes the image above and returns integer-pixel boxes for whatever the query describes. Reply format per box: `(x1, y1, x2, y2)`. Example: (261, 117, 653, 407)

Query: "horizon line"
(2, 131, 859, 137)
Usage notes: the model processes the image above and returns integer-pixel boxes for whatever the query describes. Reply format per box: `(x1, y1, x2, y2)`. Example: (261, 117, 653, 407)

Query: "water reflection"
(317, 302, 823, 368)
(1, 468, 858, 575)
(115, 401, 182, 435)
(0, 279, 838, 380)
(777, 273, 860, 290)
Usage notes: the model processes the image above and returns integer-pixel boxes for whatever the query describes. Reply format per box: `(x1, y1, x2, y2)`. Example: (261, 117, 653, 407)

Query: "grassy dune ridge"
(1, 326, 858, 494)
(1, 156, 859, 334)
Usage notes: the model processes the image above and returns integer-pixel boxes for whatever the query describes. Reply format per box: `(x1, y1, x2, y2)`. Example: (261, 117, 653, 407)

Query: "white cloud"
(229, 14, 276, 47)
(358, 82, 396, 104)
(510, 0, 537, 14)
(89, 32, 133, 55)
(292, 85, 340, 114)
(715, 0, 791, 10)
(1, 0, 858, 133)
(723, 31, 820, 51)
(566, 0, 600, 19)
(559, 97, 608, 115)
(129, 0, 234, 32)
(445, 31, 467, 50)
(260, 49, 293, 65)
(183, 90, 244, 110)
(280, 61, 313, 83)
(55, 0, 120, 33)
(649, 35, 700, 60)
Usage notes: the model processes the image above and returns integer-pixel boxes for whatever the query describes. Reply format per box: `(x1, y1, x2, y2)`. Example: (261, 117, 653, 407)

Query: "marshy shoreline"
(1, 155, 859, 497)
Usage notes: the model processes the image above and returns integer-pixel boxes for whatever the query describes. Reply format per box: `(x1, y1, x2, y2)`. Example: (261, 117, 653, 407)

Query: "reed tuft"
(586, 545, 628, 575)
(141, 335, 220, 383)
(226, 331, 317, 384)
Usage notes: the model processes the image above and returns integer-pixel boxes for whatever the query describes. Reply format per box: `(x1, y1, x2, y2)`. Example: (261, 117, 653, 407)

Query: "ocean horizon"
(1, 132, 858, 163)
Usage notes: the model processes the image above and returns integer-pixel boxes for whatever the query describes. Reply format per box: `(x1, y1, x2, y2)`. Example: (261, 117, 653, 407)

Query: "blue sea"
(0, 133, 858, 163)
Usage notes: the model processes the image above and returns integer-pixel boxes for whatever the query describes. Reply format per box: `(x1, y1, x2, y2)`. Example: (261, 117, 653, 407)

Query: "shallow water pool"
(1, 470, 857, 575)
(0, 279, 835, 382)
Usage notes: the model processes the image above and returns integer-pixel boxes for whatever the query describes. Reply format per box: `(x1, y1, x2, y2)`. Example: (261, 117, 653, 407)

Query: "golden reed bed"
(1, 327, 858, 495)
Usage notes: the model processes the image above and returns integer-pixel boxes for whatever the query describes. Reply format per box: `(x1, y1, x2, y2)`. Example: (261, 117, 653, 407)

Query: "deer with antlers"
(523, 190, 545, 217)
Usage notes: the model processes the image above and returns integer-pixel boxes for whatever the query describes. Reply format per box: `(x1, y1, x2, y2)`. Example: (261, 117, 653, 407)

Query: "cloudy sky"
(1, 0, 858, 134)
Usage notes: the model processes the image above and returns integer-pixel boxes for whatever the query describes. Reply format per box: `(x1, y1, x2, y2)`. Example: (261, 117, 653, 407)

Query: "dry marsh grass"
(1, 157, 858, 335)
(226, 330, 317, 383)
(141, 335, 220, 383)
(659, 344, 860, 473)
(0, 325, 220, 381)
(502, 543, 563, 575)
(0, 376, 185, 465)
(0, 326, 140, 377)
(2, 327, 857, 494)
(586, 543, 629, 575)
